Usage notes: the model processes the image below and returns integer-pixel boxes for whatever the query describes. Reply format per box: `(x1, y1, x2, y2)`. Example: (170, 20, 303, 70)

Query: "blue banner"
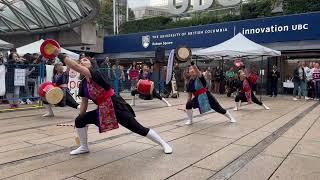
(104, 12, 320, 53)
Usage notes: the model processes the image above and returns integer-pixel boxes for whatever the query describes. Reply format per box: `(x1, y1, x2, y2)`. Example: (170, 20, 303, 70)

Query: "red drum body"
(137, 80, 154, 95)
(38, 82, 63, 104)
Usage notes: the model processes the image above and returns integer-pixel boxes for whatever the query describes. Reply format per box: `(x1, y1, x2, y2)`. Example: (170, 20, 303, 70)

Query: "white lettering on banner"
(242, 24, 309, 35)
(145, 27, 228, 48)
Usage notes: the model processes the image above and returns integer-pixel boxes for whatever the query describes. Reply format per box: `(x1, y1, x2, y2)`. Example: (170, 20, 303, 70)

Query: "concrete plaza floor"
(0, 93, 319, 180)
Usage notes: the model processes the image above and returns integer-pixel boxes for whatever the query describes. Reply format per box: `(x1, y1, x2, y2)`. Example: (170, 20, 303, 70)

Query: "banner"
(0, 65, 5, 96)
(104, 12, 320, 53)
(166, 49, 175, 84)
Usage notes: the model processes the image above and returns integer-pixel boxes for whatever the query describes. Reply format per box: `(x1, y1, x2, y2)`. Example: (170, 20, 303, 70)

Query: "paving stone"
(77, 134, 232, 180)
(195, 144, 250, 171)
(0, 152, 74, 179)
(65, 177, 83, 180)
(0, 143, 64, 165)
(292, 140, 320, 158)
(0, 142, 33, 153)
(5, 142, 153, 180)
(167, 166, 215, 180)
(262, 137, 298, 158)
(229, 155, 283, 180)
(27, 132, 76, 144)
(197, 123, 255, 139)
(269, 154, 320, 180)
(233, 130, 271, 147)
(302, 122, 320, 142)
(0, 132, 49, 146)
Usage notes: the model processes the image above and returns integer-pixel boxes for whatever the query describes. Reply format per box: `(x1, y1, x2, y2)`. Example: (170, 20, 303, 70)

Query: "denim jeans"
(315, 81, 320, 99)
(293, 80, 307, 97)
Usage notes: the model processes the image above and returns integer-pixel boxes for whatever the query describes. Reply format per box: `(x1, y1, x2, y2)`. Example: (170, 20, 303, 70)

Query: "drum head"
(40, 39, 61, 59)
(45, 87, 63, 104)
(175, 46, 191, 62)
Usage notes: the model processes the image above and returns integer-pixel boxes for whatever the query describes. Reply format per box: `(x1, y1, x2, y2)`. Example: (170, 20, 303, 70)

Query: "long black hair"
(79, 57, 98, 80)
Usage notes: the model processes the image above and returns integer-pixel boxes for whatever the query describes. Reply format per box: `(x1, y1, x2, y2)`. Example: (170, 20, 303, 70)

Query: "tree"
(96, 0, 114, 34)
(284, 0, 320, 14)
(240, 0, 272, 19)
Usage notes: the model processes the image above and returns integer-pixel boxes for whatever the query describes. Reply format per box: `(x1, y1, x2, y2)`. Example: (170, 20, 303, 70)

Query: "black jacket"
(293, 67, 306, 82)
(269, 70, 280, 83)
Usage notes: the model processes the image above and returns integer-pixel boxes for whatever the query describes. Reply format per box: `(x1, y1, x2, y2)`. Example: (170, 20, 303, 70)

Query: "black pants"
(43, 88, 79, 109)
(131, 89, 162, 100)
(270, 81, 278, 96)
(235, 92, 263, 106)
(75, 109, 150, 136)
(186, 93, 226, 114)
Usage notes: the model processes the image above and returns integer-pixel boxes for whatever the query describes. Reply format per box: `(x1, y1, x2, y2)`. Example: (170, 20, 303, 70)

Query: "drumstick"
(177, 108, 187, 112)
(56, 123, 74, 127)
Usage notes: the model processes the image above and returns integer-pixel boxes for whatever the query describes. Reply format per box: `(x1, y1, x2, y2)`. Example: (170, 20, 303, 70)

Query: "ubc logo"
(142, 35, 150, 48)
(168, 0, 214, 15)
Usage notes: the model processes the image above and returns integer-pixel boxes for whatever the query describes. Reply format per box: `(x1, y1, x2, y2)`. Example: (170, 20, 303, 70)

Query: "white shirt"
(304, 67, 313, 81)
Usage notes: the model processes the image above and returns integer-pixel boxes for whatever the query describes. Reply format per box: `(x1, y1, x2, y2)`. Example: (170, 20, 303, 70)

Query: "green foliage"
(120, 16, 172, 34)
(241, 0, 272, 19)
(284, 0, 320, 14)
(96, 0, 113, 33)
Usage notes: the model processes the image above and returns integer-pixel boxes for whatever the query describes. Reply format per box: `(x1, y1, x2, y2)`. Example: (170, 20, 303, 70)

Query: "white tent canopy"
(16, 39, 80, 60)
(0, 39, 13, 50)
(194, 33, 281, 57)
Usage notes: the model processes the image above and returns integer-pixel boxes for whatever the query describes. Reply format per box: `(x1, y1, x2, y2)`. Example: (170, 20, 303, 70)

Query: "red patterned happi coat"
(87, 80, 119, 133)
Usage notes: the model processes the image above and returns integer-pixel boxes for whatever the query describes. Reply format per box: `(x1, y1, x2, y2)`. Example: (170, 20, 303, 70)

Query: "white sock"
(146, 129, 172, 154)
(185, 109, 193, 125)
(161, 98, 172, 107)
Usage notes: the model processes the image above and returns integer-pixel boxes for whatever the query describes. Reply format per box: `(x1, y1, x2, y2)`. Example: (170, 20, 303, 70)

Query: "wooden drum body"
(38, 82, 64, 104)
(137, 80, 154, 95)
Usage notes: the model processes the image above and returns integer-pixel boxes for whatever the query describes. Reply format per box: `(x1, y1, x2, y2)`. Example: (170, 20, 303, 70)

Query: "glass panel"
(1, 8, 23, 27)
(0, 20, 10, 30)
(66, 0, 81, 15)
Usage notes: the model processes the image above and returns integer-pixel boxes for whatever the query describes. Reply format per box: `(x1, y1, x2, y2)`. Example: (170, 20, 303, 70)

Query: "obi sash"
(242, 79, 252, 103)
(193, 87, 207, 97)
(87, 80, 119, 133)
(194, 78, 212, 114)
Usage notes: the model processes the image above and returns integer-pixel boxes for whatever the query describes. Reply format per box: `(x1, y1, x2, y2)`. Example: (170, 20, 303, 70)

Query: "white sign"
(14, 69, 26, 86)
(68, 68, 82, 103)
(46, 65, 81, 103)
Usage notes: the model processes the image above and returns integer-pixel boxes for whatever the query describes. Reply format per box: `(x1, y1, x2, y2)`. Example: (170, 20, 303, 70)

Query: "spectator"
(128, 63, 140, 91)
(213, 66, 223, 94)
(293, 61, 308, 100)
(203, 67, 212, 92)
(6, 52, 23, 108)
(269, 65, 280, 97)
(100, 57, 114, 81)
(312, 62, 320, 101)
(113, 60, 122, 94)
(225, 67, 236, 97)
(248, 65, 259, 95)
(305, 62, 314, 99)
(183, 66, 191, 92)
